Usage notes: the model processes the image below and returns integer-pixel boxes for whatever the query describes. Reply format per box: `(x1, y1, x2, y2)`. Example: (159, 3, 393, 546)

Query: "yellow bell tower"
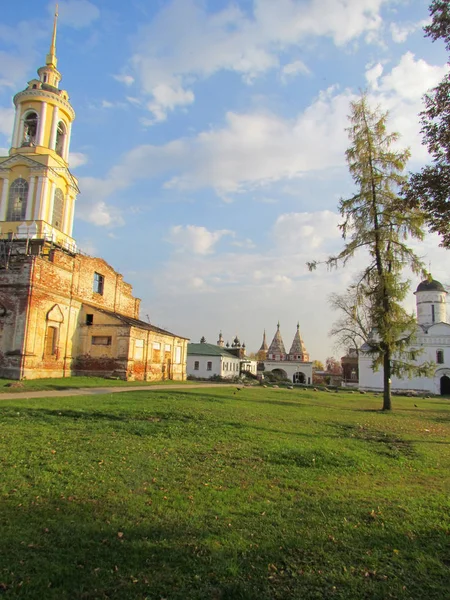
(0, 5, 78, 250)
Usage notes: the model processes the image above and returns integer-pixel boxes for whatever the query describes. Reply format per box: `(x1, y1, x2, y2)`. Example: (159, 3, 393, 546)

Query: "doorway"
(440, 375, 450, 396)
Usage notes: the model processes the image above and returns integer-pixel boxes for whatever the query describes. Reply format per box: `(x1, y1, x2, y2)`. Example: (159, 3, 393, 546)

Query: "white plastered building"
(359, 279, 450, 395)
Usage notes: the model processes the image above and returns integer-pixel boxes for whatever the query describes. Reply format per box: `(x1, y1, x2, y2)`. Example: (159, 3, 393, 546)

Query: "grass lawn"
(0, 376, 198, 394)
(0, 387, 449, 599)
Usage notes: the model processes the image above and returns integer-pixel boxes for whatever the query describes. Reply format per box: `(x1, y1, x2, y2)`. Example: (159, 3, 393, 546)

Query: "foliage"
(1, 388, 450, 599)
(325, 356, 342, 374)
(309, 94, 431, 410)
(405, 0, 450, 247)
(312, 359, 324, 371)
(329, 283, 374, 352)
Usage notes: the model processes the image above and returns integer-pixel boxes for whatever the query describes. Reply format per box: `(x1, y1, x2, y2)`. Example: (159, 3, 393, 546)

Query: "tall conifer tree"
(406, 0, 450, 246)
(309, 95, 431, 410)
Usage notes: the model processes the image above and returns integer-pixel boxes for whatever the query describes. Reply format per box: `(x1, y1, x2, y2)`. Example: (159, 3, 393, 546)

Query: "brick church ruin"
(0, 10, 188, 381)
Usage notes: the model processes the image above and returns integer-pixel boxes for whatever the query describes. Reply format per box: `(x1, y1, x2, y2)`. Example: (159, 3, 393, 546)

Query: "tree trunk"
(383, 350, 392, 411)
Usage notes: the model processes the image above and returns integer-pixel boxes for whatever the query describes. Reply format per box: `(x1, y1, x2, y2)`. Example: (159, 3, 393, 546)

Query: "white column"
(47, 182, 56, 224)
(49, 106, 59, 150)
(0, 177, 10, 221)
(40, 178, 49, 221)
(25, 176, 36, 220)
(64, 122, 72, 162)
(37, 102, 47, 146)
(17, 114, 25, 148)
(33, 177, 43, 220)
(68, 197, 75, 236)
(12, 109, 21, 148)
(63, 193, 71, 233)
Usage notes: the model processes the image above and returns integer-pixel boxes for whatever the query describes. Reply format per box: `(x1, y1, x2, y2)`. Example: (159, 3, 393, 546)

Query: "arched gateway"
(441, 375, 450, 396)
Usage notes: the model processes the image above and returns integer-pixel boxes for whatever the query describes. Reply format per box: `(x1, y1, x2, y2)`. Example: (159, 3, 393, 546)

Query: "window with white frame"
(52, 188, 64, 229)
(153, 342, 161, 362)
(7, 178, 28, 221)
(207, 361, 212, 371)
(93, 272, 104, 295)
(175, 346, 182, 364)
(134, 339, 144, 360)
(194, 360, 199, 370)
(92, 336, 112, 346)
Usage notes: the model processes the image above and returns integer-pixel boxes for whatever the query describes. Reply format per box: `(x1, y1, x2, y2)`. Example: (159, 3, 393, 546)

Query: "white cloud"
(114, 74, 135, 87)
(365, 62, 384, 88)
(76, 53, 447, 210)
(281, 60, 310, 81)
(168, 225, 233, 255)
(76, 176, 125, 227)
(0, 108, 14, 137)
(141, 210, 352, 360)
(273, 211, 341, 252)
(76, 199, 124, 227)
(125, 0, 389, 119)
(390, 20, 428, 44)
(69, 152, 88, 169)
(50, 0, 100, 29)
(369, 52, 447, 162)
(147, 82, 195, 123)
(0, 52, 32, 90)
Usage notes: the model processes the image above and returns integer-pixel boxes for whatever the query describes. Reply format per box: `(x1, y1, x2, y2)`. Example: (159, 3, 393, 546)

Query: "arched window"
(22, 112, 38, 146)
(437, 350, 444, 364)
(52, 188, 64, 230)
(55, 121, 66, 157)
(7, 178, 29, 221)
(44, 326, 58, 357)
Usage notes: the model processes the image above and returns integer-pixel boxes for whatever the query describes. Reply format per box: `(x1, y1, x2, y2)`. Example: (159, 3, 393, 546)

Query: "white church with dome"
(359, 279, 450, 395)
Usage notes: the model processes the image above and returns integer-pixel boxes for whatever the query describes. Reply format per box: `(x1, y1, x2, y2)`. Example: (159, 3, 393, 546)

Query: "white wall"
(186, 354, 241, 379)
(264, 360, 313, 383)
(359, 323, 450, 394)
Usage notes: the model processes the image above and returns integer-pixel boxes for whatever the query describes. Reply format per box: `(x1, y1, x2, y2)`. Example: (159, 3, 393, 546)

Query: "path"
(0, 383, 237, 401)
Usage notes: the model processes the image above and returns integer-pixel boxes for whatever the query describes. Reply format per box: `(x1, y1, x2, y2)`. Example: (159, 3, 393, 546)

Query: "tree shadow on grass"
(0, 495, 448, 600)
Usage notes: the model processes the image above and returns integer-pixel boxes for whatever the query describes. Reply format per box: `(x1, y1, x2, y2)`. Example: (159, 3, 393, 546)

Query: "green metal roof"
(187, 343, 237, 357)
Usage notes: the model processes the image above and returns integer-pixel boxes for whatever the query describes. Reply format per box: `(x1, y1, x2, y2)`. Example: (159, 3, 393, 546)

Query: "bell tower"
(0, 5, 78, 250)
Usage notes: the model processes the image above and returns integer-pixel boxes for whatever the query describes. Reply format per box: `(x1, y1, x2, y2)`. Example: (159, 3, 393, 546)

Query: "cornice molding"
(13, 89, 75, 120)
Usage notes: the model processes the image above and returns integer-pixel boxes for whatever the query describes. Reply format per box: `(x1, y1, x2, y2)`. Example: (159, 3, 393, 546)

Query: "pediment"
(0, 154, 79, 193)
(0, 154, 45, 171)
(47, 304, 64, 323)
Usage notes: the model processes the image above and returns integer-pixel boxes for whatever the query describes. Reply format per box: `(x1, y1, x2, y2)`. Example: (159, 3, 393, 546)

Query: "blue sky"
(0, 0, 448, 362)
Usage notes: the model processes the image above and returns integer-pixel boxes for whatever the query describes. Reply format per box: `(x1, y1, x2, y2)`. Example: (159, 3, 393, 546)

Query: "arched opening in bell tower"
(55, 121, 66, 157)
(22, 112, 38, 146)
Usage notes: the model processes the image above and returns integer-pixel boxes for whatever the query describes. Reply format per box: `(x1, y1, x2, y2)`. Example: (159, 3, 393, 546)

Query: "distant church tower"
(414, 279, 448, 327)
(0, 6, 78, 249)
(288, 323, 310, 361)
(257, 330, 268, 360)
(267, 322, 286, 361)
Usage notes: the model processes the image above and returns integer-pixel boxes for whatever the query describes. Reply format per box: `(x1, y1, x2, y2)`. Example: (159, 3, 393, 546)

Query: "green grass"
(0, 376, 197, 393)
(0, 387, 449, 599)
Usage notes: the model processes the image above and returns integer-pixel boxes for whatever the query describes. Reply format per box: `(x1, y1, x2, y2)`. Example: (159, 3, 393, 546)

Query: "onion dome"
(415, 279, 446, 293)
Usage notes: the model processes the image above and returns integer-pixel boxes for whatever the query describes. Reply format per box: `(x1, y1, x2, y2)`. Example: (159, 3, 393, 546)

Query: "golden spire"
(46, 4, 59, 68)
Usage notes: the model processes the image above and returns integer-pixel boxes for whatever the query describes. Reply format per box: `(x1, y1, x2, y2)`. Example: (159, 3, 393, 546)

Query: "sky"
(0, 0, 449, 362)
